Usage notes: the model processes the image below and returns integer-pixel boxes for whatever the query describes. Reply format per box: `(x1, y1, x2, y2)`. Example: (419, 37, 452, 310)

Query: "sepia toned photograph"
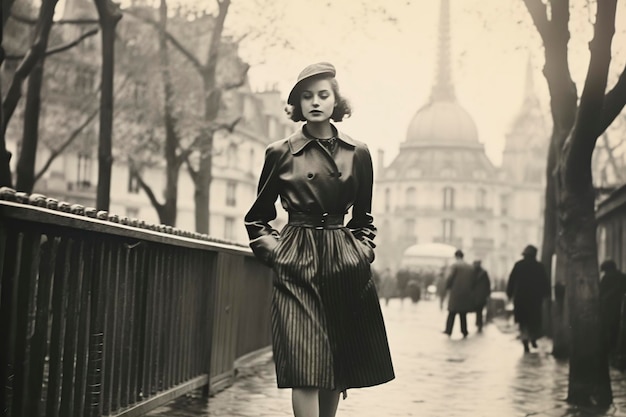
(1, 0, 626, 416)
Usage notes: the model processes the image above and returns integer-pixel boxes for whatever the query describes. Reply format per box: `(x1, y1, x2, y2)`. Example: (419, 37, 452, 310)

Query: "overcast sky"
(224, 0, 626, 167)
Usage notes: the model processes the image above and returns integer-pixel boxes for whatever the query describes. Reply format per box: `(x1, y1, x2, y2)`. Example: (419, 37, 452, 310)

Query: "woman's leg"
(292, 388, 318, 417)
(319, 389, 340, 417)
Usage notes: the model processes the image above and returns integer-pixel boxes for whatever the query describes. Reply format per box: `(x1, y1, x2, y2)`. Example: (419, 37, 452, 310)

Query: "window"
(75, 68, 95, 93)
(128, 168, 140, 194)
(500, 194, 510, 216)
(384, 188, 391, 213)
(443, 187, 455, 210)
(443, 219, 455, 241)
(226, 143, 238, 167)
(405, 187, 416, 209)
(476, 188, 487, 210)
(226, 181, 237, 206)
(76, 153, 92, 189)
(224, 217, 235, 240)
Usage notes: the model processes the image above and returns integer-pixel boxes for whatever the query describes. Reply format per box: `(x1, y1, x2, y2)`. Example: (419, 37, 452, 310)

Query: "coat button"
(337, 172, 342, 178)
(307, 172, 314, 179)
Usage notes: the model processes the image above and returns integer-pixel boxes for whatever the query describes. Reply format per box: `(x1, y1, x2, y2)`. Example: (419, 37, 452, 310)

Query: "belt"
(288, 212, 345, 229)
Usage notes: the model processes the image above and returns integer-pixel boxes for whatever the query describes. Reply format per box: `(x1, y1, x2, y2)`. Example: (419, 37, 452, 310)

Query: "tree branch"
(34, 108, 99, 183)
(598, 61, 626, 135)
(10, 12, 99, 25)
(124, 8, 205, 74)
(5, 28, 99, 60)
(565, 0, 618, 189)
(522, 0, 550, 40)
(600, 132, 625, 182)
(129, 158, 164, 211)
(2, 0, 58, 133)
(208, 116, 241, 135)
(184, 154, 198, 184)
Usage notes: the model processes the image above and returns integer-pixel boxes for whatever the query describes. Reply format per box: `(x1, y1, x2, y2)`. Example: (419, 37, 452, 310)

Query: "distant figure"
(379, 268, 397, 306)
(443, 250, 475, 338)
(435, 268, 448, 310)
(396, 269, 411, 305)
(599, 260, 626, 353)
(472, 260, 491, 333)
(506, 245, 550, 353)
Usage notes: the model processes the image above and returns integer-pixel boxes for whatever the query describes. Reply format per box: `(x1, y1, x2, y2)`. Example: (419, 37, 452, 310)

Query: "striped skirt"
(269, 224, 395, 391)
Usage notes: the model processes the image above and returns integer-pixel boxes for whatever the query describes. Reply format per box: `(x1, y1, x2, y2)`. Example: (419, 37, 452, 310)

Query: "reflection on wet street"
(146, 299, 626, 417)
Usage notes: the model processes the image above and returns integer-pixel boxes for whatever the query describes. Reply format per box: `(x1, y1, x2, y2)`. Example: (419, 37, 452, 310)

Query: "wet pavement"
(145, 298, 626, 417)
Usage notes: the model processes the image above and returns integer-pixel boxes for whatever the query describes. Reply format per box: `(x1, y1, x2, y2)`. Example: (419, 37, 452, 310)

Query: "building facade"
(373, 0, 548, 281)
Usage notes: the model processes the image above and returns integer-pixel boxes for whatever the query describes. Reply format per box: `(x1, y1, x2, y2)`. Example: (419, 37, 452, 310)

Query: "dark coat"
(473, 267, 491, 309)
(245, 126, 376, 267)
(244, 125, 394, 391)
(446, 260, 476, 313)
(599, 269, 626, 349)
(506, 258, 550, 328)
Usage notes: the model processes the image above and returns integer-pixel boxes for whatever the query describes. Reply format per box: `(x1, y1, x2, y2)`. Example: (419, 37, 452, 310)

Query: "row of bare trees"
(1, 0, 251, 234)
(523, 0, 626, 407)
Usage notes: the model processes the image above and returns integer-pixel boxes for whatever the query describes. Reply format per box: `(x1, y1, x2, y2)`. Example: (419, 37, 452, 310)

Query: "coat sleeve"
(244, 145, 282, 266)
(346, 144, 377, 260)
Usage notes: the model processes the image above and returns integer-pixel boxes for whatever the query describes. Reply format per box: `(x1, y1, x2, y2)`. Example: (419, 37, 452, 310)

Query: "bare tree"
(523, 0, 626, 406)
(126, 0, 247, 233)
(12, 0, 59, 192)
(94, 0, 122, 210)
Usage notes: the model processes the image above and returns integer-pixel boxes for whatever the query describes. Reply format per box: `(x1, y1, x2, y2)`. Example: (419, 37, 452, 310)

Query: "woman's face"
(299, 78, 336, 123)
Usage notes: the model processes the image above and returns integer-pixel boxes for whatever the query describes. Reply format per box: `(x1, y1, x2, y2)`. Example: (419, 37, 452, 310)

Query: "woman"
(506, 244, 550, 353)
(245, 62, 394, 417)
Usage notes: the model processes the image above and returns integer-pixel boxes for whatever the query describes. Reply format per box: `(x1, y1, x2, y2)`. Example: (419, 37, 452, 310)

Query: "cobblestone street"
(146, 299, 626, 417)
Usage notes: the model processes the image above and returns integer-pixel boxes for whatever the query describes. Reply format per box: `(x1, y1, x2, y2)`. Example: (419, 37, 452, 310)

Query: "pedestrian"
(506, 244, 550, 353)
(244, 62, 395, 417)
(379, 267, 396, 306)
(435, 267, 448, 310)
(442, 249, 475, 338)
(599, 259, 626, 353)
(472, 260, 491, 333)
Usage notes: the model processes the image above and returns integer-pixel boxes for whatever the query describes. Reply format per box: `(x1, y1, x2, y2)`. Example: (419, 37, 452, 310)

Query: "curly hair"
(285, 75, 352, 123)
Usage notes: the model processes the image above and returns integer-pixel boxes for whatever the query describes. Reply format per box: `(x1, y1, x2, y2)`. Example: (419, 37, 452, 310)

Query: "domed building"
(373, 0, 548, 282)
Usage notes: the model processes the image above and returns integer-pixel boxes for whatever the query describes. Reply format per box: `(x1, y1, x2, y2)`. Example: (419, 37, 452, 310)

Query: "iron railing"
(0, 190, 272, 417)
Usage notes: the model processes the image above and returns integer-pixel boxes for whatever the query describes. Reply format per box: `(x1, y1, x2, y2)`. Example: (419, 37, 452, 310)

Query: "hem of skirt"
(276, 374, 395, 391)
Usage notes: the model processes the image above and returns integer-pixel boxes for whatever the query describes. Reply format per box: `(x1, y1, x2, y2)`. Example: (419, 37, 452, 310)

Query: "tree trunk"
(192, 0, 230, 234)
(94, 0, 121, 211)
(157, 0, 179, 226)
(15, 59, 44, 192)
(0, 43, 12, 187)
(560, 174, 611, 405)
(2, 0, 58, 134)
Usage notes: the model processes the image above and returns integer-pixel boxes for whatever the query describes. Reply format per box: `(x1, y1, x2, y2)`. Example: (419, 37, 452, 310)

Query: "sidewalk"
(146, 299, 626, 417)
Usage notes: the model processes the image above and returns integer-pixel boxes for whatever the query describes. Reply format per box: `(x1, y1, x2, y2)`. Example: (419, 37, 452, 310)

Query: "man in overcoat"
(443, 250, 475, 338)
(506, 245, 550, 353)
(472, 260, 491, 333)
(599, 259, 626, 353)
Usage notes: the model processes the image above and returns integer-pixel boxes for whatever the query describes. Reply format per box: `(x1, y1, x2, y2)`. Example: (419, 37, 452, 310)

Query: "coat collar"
(288, 124, 356, 155)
